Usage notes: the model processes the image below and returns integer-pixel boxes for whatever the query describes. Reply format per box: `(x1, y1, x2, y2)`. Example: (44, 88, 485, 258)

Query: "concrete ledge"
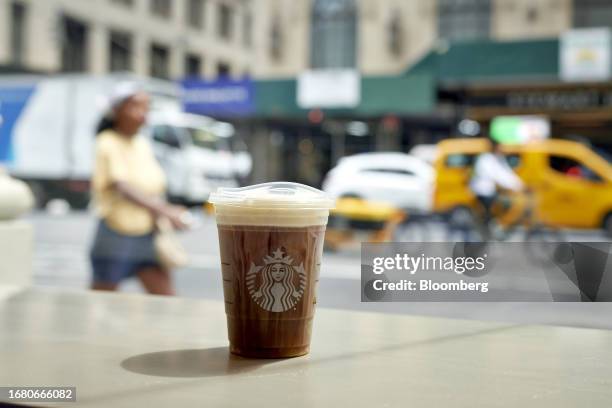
(0, 220, 33, 286)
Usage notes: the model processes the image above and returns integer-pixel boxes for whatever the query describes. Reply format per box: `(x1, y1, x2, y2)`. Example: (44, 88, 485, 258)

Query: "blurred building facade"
(248, 0, 612, 186)
(0, 0, 594, 79)
(259, 0, 612, 76)
(2, 0, 612, 188)
(252, 0, 579, 78)
(0, 0, 254, 78)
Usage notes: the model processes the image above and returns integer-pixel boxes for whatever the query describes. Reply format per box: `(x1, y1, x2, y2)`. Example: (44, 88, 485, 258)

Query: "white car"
(322, 153, 434, 213)
(409, 144, 438, 165)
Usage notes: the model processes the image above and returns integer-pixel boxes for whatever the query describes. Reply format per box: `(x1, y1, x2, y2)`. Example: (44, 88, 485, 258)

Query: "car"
(434, 138, 612, 235)
(409, 144, 438, 165)
(322, 152, 434, 213)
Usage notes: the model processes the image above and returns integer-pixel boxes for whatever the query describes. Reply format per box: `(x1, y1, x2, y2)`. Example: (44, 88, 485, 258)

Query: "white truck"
(0, 73, 251, 208)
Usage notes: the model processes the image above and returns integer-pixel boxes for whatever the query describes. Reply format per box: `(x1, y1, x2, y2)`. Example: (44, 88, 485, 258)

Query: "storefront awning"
(182, 39, 563, 120)
(254, 74, 435, 119)
(407, 38, 560, 85)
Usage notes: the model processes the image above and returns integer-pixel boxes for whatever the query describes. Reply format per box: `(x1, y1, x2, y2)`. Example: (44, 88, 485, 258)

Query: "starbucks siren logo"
(246, 248, 306, 312)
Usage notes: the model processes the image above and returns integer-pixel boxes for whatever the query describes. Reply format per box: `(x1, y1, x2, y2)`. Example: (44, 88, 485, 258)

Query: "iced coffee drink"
(209, 182, 333, 358)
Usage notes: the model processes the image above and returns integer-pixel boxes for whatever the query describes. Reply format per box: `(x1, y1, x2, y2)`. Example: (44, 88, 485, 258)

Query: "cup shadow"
(120, 347, 281, 378)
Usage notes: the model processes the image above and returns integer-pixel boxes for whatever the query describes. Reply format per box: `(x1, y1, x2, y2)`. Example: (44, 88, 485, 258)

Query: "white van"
(0, 73, 250, 208)
(145, 112, 251, 205)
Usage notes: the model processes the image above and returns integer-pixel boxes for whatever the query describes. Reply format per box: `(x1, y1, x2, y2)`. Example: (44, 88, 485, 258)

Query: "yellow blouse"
(92, 130, 166, 236)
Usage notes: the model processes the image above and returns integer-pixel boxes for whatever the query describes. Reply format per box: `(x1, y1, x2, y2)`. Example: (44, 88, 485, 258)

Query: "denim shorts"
(90, 220, 160, 285)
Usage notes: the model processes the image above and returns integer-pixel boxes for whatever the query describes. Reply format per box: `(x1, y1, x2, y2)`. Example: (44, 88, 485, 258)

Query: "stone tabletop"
(0, 285, 611, 407)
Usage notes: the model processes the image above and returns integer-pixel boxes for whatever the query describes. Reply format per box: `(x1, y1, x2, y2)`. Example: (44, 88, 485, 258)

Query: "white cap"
(108, 82, 142, 109)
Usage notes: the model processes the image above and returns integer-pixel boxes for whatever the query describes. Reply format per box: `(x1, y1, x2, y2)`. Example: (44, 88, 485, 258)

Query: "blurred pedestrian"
(89, 83, 188, 295)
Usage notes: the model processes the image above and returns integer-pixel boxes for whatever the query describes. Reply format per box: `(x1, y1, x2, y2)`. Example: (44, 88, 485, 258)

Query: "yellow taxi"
(434, 138, 612, 234)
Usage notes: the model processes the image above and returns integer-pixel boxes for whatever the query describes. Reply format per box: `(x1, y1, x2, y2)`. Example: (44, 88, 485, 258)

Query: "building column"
(249, 126, 271, 183)
(133, 34, 148, 77)
(89, 22, 107, 74)
(27, 1, 60, 72)
(326, 121, 346, 166)
(375, 128, 402, 151)
(375, 117, 402, 151)
(267, 130, 283, 181)
(170, 38, 185, 79)
(172, 0, 187, 79)
(0, 1, 9, 64)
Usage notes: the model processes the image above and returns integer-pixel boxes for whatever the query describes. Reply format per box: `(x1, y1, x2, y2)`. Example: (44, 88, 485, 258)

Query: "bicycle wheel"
(394, 219, 431, 243)
(523, 225, 566, 266)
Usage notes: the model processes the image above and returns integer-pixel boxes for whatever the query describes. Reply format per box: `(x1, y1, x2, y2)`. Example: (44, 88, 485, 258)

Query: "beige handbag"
(154, 217, 188, 269)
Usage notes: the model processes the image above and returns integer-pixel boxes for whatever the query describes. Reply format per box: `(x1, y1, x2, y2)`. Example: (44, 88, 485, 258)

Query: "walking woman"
(90, 84, 187, 295)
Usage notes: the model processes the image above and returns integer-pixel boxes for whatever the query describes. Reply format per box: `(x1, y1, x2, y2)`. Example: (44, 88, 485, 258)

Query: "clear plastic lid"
(209, 182, 334, 209)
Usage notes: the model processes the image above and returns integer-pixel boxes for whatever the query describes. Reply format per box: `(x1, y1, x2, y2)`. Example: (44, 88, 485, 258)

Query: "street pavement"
(28, 211, 612, 330)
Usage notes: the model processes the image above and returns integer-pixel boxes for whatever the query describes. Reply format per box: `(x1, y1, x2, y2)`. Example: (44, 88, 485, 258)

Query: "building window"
(218, 4, 233, 39)
(109, 30, 132, 72)
(10, 1, 27, 65)
(574, 0, 612, 28)
(185, 54, 202, 77)
(217, 62, 231, 78)
(437, 0, 491, 41)
(526, 6, 538, 23)
(187, 0, 204, 29)
(151, 0, 171, 19)
(243, 11, 252, 47)
(310, 0, 358, 69)
(150, 43, 170, 79)
(388, 13, 403, 57)
(110, 0, 134, 7)
(269, 17, 283, 61)
(61, 16, 88, 72)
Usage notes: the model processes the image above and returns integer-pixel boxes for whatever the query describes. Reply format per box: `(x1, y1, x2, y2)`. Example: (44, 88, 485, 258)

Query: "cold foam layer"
(213, 204, 329, 227)
(210, 182, 333, 227)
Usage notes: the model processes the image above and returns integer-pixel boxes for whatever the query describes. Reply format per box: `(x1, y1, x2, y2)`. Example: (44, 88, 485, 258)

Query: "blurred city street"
(3, 1, 612, 406)
(29, 209, 612, 330)
(31, 209, 360, 295)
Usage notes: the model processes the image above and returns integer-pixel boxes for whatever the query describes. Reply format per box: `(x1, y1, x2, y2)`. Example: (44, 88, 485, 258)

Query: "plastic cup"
(209, 182, 334, 358)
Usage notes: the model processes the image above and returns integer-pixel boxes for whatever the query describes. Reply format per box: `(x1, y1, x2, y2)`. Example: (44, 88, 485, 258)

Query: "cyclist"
(469, 138, 525, 239)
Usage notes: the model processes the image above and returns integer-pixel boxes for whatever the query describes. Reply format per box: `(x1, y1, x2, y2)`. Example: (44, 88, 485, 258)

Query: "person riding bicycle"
(469, 138, 525, 237)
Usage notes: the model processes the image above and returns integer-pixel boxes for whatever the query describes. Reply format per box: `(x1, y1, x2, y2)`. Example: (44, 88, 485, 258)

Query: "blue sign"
(0, 85, 34, 164)
(180, 78, 255, 117)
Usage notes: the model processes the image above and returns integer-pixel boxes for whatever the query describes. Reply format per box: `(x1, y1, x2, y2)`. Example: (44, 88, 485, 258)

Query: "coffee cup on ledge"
(209, 182, 333, 358)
